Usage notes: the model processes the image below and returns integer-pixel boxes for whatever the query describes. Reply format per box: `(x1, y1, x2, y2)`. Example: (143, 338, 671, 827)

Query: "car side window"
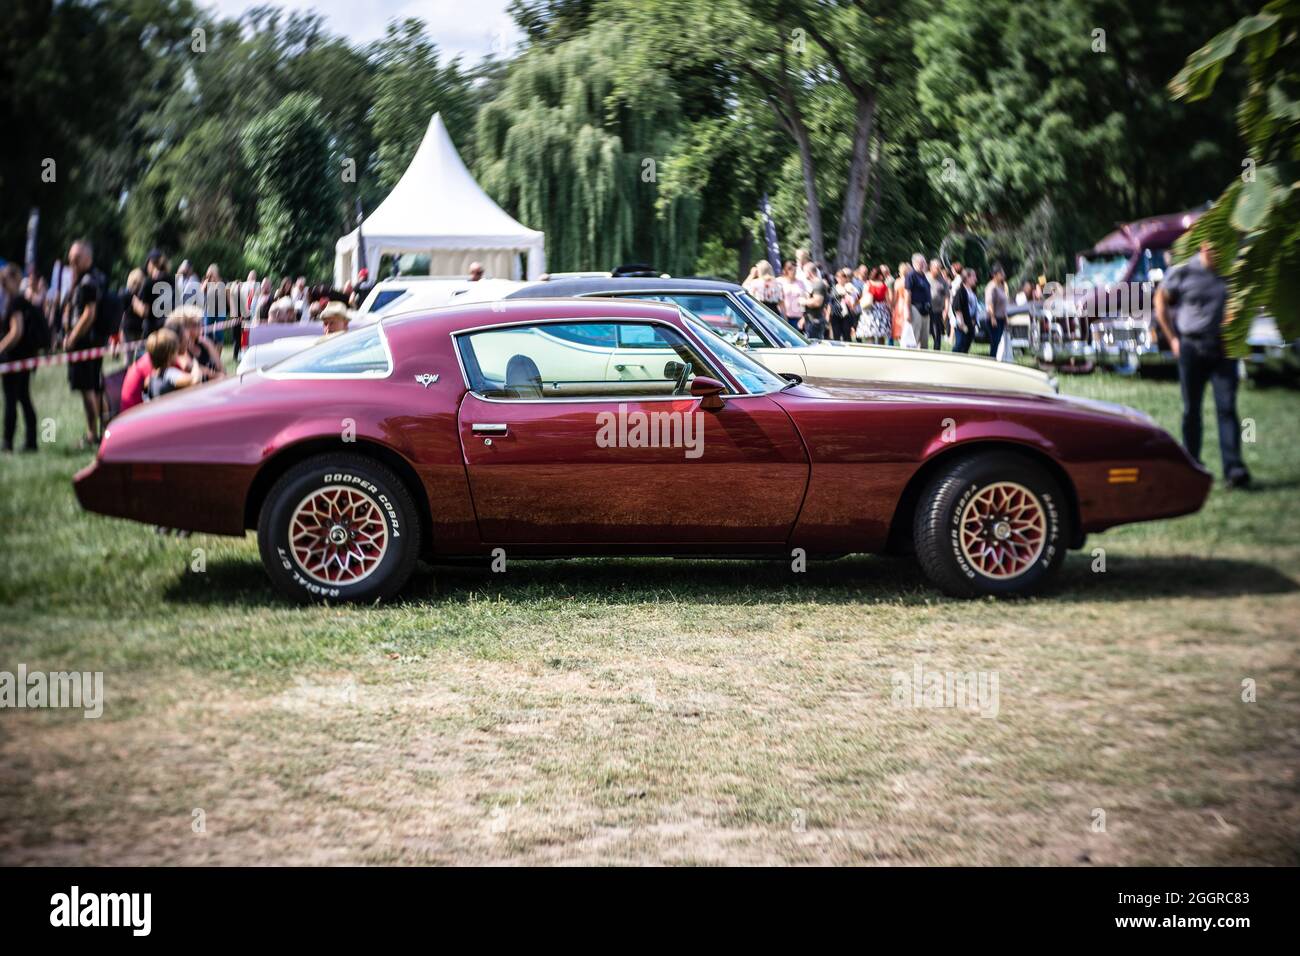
(540, 323, 618, 348)
(617, 293, 770, 348)
(367, 289, 407, 313)
(458, 321, 719, 400)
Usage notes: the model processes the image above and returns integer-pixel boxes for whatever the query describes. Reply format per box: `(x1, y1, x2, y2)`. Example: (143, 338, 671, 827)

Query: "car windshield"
(734, 290, 809, 348)
(1075, 253, 1130, 287)
(681, 312, 787, 394)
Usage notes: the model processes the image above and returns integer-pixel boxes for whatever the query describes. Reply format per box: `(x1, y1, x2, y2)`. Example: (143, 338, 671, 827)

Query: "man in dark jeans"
(1154, 243, 1250, 488)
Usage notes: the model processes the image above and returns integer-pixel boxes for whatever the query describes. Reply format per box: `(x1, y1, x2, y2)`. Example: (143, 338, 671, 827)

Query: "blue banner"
(761, 193, 781, 273)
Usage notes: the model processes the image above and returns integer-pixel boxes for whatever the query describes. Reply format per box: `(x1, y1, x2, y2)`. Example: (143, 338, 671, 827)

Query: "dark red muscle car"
(74, 299, 1211, 602)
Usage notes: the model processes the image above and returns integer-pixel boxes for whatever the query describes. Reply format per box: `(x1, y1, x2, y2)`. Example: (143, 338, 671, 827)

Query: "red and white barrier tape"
(0, 316, 246, 374)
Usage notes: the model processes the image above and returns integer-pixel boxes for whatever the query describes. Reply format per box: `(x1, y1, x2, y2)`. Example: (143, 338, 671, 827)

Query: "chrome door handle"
(471, 423, 508, 436)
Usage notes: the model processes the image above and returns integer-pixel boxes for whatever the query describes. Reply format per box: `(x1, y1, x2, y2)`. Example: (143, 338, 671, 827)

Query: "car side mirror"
(690, 376, 727, 411)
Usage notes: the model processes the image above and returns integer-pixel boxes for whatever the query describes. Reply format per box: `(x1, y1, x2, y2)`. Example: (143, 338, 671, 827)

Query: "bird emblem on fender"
(414, 373, 439, 388)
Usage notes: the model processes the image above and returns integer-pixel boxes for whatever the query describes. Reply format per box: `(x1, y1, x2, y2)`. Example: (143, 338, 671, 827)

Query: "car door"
(455, 317, 808, 547)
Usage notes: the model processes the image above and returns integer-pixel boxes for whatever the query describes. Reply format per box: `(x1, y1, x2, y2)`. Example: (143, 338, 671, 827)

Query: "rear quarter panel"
(775, 385, 1206, 552)
(80, 321, 480, 547)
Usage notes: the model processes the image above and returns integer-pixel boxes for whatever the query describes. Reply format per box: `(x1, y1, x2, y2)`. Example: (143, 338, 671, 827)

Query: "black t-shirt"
(952, 284, 977, 327)
(125, 283, 152, 340)
(65, 271, 103, 347)
(139, 276, 168, 337)
(3, 294, 41, 360)
(191, 340, 218, 371)
(907, 268, 932, 314)
(124, 288, 146, 339)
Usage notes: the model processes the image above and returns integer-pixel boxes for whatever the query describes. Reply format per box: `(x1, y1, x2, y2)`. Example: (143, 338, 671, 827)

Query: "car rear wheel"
(913, 451, 1069, 598)
(258, 454, 421, 603)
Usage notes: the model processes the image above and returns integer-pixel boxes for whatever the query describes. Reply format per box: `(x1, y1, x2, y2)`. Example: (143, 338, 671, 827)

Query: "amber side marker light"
(1108, 467, 1140, 484)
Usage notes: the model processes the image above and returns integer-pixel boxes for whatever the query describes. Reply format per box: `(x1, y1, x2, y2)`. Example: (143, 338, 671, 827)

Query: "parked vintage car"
(235, 277, 527, 373)
(355, 276, 520, 317)
(469, 276, 1059, 395)
(1055, 210, 1203, 374)
(74, 299, 1210, 602)
(1244, 313, 1300, 380)
(235, 322, 326, 375)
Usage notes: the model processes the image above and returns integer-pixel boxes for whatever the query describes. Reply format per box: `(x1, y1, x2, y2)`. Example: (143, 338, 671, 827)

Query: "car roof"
(380, 296, 684, 336)
(1084, 210, 1200, 257)
(506, 276, 744, 298)
(371, 275, 476, 284)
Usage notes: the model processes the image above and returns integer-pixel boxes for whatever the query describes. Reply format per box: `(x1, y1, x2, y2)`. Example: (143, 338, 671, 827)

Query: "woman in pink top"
(778, 260, 806, 329)
(119, 351, 154, 412)
(743, 260, 783, 315)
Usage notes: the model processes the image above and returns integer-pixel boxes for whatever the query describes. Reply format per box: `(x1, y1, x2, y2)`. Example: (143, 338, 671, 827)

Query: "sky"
(204, 0, 523, 62)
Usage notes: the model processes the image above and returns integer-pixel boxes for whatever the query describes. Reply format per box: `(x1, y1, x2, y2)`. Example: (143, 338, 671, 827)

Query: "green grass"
(1, 354, 1297, 864)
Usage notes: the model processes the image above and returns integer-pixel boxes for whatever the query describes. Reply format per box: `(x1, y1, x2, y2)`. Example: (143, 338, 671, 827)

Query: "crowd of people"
(3, 235, 1050, 454)
(0, 240, 376, 452)
(0, 234, 1256, 494)
(743, 249, 1045, 356)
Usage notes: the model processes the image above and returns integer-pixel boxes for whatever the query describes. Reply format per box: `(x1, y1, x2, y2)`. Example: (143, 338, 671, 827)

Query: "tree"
(124, 117, 254, 271)
(475, 32, 698, 273)
(1171, 0, 1300, 354)
(508, 0, 597, 43)
(610, 0, 910, 267)
(0, 0, 200, 275)
(790, 0, 913, 266)
(370, 20, 476, 191)
(611, 0, 832, 261)
(915, 0, 1251, 275)
(241, 93, 339, 277)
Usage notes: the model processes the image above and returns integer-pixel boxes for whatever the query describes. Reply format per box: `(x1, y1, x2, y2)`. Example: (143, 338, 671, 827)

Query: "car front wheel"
(258, 453, 421, 603)
(913, 451, 1069, 598)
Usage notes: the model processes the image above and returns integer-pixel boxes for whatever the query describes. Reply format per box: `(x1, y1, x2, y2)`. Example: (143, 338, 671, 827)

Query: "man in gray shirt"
(1154, 242, 1249, 487)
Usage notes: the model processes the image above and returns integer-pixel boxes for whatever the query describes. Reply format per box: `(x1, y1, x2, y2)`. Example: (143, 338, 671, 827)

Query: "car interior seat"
(506, 353, 544, 398)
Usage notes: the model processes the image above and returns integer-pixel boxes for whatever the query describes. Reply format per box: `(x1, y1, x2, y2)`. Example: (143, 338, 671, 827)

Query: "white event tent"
(334, 113, 545, 286)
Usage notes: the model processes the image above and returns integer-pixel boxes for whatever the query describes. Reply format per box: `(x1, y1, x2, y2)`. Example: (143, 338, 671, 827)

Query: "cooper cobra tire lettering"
(913, 452, 1071, 599)
(259, 454, 422, 604)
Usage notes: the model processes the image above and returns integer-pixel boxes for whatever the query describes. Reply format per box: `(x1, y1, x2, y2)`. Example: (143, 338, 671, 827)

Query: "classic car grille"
(1094, 321, 1153, 350)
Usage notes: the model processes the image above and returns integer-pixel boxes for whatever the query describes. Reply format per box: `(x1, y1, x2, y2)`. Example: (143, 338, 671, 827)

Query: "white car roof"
(357, 277, 526, 316)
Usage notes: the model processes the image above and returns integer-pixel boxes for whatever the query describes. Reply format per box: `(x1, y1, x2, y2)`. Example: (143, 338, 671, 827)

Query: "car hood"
(781, 377, 1155, 425)
(777, 341, 1056, 393)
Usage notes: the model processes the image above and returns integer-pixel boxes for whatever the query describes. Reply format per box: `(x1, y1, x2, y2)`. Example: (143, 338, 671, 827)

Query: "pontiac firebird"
(74, 299, 1211, 602)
